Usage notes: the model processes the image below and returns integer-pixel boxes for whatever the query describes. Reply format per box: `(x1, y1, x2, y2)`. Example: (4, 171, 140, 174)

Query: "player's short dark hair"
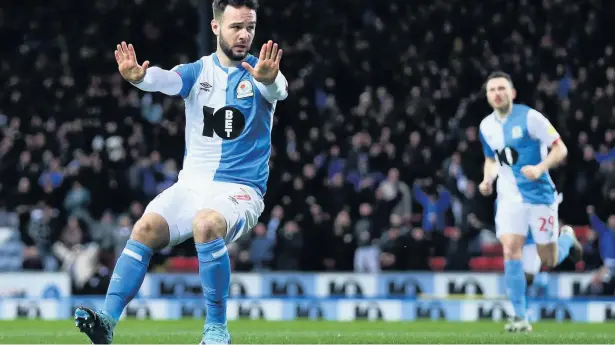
(485, 71, 514, 89)
(213, 0, 259, 19)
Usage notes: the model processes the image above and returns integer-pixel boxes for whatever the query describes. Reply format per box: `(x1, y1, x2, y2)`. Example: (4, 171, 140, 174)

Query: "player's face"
(216, 6, 256, 61)
(486, 77, 516, 112)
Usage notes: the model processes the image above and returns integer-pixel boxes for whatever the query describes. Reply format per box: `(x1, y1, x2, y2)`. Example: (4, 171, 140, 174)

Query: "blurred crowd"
(1, 0, 615, 294)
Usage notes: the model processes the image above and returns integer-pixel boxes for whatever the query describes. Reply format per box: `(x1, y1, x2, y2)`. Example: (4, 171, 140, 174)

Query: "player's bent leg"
(193, 210, 232, 345)
(74, 213, 171, 344)
(536, 242, 558, 268)
(557, 225, 583, 264)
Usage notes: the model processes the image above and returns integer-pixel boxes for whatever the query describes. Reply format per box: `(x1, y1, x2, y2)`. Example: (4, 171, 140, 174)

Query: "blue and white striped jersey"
(170, 53, 287, 197)
(479, 104, 560, 205)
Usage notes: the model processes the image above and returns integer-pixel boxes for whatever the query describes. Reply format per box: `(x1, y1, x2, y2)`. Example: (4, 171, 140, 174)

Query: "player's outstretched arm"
(243, 40, 288, 102)
(114, 41, 183, 96)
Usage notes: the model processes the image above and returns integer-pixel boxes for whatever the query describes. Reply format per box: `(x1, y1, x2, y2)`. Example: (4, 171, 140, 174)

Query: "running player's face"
(486, 77, 515, 112)
(218, 6, 256, 61)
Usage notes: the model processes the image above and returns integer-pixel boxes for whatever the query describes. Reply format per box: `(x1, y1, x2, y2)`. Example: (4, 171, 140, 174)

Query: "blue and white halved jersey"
(479, 104, 560, 205)
(170, 53, 286, 197)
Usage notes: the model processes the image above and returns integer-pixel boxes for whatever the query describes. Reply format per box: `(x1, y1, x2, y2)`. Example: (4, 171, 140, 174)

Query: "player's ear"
(511, 88, 517, 100)
(211, 19, 220, 35)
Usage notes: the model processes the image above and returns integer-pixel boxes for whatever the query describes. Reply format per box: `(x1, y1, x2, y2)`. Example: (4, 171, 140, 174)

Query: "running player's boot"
(504, 316, 533, 333)
(561, 225, 583, 263)
(74, 306, 116, 344)
(200, 324, 231, 344)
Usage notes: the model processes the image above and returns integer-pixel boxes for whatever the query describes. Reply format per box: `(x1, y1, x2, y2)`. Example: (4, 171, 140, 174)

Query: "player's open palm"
(242, 40, 282, 85)
(114, 41, 150, 83)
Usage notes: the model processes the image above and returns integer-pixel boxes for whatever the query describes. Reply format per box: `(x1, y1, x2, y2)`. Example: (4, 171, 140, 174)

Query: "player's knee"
(131, 214, 170, 250)
(502, 246, 523, 260)
(537, 244, 558, 267)
(192, 210, 227, 243)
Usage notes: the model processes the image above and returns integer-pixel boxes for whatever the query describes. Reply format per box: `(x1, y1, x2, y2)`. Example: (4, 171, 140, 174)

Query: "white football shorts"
(495, 200, 559, 245)
(144, 178, 264, 246)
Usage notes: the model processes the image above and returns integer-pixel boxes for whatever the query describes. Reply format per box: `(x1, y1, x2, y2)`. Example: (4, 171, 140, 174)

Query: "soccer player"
(478, 71, 582, 332)
(74, 0, 287, 344)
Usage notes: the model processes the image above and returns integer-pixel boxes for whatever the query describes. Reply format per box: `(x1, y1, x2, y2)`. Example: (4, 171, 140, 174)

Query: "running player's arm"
(131, 61, 203, 98)
(479, 128, 498, 183)
(254, 70, 288, 103)
(527, 109, 568, 171)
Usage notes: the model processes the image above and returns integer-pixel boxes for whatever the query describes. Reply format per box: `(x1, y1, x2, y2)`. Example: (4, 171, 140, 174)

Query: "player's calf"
(102, 213, 168, 322)
(193, 209, 232, 344)
(500, 234, 528, 322)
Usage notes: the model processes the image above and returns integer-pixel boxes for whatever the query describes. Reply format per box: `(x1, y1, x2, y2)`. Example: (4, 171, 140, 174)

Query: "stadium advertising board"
(0, 272, 70, 298)
(141, 272, 596, 298)
(0, 298, 612, 322)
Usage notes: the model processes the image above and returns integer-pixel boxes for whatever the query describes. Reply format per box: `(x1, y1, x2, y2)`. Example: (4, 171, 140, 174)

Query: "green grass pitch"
(1, 319, 614, 344)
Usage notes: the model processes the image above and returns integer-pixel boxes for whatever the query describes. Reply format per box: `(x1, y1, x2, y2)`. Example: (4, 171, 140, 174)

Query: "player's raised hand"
(114, 41, 150, 83)
(520, 165, 544, 181)
(478, 179, 493, 196)
(242, 40, 282, 85)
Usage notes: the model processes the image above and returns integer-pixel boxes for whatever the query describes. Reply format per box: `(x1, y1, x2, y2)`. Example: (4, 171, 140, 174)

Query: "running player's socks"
(504, 259, 527, 320)
(104, 239, 153, 321)
(196, 238, 230, 325)
(556, 232, 574, 265)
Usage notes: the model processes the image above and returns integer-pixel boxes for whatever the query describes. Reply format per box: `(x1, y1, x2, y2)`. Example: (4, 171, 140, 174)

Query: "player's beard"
(219, 32, 250, 61)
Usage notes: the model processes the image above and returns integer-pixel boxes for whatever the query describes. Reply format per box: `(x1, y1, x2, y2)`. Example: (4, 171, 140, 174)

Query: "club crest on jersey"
(511, 126, 522, 139)
(236, 80, 254, 99)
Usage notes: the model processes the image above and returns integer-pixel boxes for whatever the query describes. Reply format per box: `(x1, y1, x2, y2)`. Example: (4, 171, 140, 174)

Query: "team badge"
(236, 80, 254, 99)
(511, 126, 522, 139)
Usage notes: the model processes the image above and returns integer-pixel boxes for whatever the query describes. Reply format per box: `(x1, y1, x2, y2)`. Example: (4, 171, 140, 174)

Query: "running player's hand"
(478, 179, 493, 196)
(242, 40, 282, 85)
(520, 164, 544, 180)
(115, 42, 150, 83)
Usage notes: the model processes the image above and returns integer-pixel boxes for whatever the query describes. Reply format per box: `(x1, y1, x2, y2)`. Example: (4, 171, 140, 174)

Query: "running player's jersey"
(172, 53, 286, 197)
(479, 104, 560, 205)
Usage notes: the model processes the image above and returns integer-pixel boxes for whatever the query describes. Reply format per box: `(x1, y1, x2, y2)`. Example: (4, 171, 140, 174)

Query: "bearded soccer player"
(74, 0, 288, 344)
(478, 71, 581, 332)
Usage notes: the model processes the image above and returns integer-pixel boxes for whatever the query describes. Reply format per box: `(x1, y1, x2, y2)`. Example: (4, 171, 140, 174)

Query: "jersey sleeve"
(479, 128, 495, 159)
(527, 109, 560, 147)
(254, 71, 289, 103)
(171, 59, 204, 98)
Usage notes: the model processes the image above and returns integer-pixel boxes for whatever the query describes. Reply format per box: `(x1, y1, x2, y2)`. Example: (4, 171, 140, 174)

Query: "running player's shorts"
(522, 243, 542, 274)
(495, 200, 559, 245)
(144, 178, 264, 246)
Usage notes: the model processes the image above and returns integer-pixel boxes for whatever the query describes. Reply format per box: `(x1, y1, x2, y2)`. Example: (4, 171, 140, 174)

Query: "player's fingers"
(274, 49, 283, 65)
(128, 44, 138, 62)
(270, 42, 278, 60)
(265, 40, 273, 60)
(114, 50, 122, 64)
(121, 41, 129, 56)
(241, 61, 255, 74)
(141, 60, 150, 71)
(258, 43, 267, 61)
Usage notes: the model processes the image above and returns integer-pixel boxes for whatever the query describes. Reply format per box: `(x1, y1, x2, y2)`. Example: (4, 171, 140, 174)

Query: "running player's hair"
(213, 0, 259, 19)
(485, 71, 514, 89)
